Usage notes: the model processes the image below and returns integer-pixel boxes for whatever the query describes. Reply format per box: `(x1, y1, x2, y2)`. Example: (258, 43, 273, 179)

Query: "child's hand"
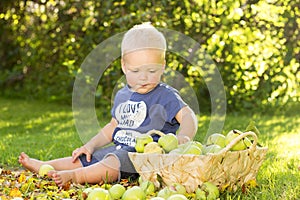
(177, 135, 191, 145)
(72, 146, 92, 163)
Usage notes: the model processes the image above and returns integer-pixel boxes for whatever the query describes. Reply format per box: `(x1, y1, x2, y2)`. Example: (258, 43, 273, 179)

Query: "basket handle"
(145, 129, 166, 137)
(218, 131, 258, 154)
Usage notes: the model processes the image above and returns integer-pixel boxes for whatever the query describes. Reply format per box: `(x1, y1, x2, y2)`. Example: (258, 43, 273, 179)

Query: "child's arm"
(175, 106, 198, 144)
(72, 118, 118, 162)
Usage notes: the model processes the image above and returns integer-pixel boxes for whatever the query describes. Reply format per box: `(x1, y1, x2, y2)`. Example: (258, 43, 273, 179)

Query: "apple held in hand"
(158, 133, 178, 153)
(38, 164, 54, 177)
(206, 133, 226, 147)
(135, 135, 153, 153)
(225, 129, 252, 151)
(122, 186, 146, 200)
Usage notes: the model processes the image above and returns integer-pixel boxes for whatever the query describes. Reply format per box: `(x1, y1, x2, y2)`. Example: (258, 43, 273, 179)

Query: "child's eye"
(149, 70, 157, 73)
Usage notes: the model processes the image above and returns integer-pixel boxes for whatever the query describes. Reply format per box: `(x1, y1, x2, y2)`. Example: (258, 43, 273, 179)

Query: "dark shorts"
(78, 144, 139, 181)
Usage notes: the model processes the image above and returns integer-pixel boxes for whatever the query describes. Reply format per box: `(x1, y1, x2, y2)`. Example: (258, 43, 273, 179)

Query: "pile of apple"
(135, 132, 205, 155)
(83, 178, 220, 200)
(135, 133, 179, 154)
(135, 129, 252, 156)
(202, 129, 252, 154)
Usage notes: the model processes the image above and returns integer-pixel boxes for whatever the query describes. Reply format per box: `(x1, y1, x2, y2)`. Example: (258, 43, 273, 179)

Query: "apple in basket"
(225, 129, 252, 151)
(135, 135, 153, 153)
(169, 141, 202, 155)
(202, 144, 223, 155)
(122, 186, 146, 200)
(158, 133, 178, 153)
(206, 133, 226, 148)
(144, 142, 164, 154)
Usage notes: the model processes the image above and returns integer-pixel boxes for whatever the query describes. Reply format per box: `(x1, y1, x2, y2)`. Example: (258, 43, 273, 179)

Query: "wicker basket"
(128, 130, 268, 193)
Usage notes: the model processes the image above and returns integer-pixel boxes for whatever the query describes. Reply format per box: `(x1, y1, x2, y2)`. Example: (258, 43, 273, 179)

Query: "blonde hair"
(121, 22, 167, 56)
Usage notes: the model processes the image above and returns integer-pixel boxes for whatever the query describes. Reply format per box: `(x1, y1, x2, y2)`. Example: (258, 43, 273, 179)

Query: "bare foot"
(48, 170, 74, 187)
(18, 152, 44, 173)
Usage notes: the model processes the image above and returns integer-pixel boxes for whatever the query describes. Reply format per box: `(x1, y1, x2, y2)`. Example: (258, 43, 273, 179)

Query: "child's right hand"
(72, 145, 92, 163)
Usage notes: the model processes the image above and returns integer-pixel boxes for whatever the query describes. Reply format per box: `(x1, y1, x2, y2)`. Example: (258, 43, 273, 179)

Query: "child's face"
(122, 49, 165, 94)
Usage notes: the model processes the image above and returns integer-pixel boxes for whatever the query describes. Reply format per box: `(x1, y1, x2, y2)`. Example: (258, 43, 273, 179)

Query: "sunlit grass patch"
(0, 98, 299, 199)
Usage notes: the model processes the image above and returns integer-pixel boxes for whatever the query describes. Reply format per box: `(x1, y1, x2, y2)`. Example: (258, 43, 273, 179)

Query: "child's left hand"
(177, 135, 191, 145)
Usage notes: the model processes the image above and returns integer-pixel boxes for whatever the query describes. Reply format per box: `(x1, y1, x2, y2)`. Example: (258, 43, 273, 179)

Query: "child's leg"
(49, 154, 120, 187)
(19, 152, 82, 173)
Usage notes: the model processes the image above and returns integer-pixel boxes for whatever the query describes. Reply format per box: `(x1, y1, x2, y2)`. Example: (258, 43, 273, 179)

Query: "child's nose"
(139, 71, 147, 80)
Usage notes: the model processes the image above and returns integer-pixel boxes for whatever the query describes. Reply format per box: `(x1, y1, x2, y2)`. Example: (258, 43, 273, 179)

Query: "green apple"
(244, 137, 252, 148)
(169, 148, 181, 154)
(135, 135, 153, 153)
(202, 144, 222, 155)
(225, 129, 251, 151)
(201, 182, 220, 200)
(122, 186, 145, 200)
(225, 129, 245, 151)
(169, 141, 202, 155)
(167, 194, 188, 200)
(158, 133, 178, 153)
(181, 144, 202, 155)
(192, 141, 203, 150)
(108, 184, 126, 199)
(83, 187, 94, 196)
(87, 188, 111, 200)
(157, 187, 174, 199)
(38, 164, 55, 177)
(144, 142, 164, 154)
(169, 183, 186, 195)
(206, 133, 226, 147)
(140, 180, 156, 195)
(195, 188, 206, 200)
(138, 176, 144, 185)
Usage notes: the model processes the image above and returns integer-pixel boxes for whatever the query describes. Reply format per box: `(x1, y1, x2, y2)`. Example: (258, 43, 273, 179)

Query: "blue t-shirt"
(111, 82, 186, 149)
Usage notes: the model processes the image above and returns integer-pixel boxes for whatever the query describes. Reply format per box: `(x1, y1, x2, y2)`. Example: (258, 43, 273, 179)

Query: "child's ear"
(121, 58, 127, 74)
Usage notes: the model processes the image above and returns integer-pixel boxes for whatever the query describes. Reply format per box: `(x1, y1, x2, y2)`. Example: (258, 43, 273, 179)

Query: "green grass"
(0, 97, 299, 199)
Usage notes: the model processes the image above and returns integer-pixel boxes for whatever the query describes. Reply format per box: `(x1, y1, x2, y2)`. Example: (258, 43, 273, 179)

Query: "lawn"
(0, 97, 299, 199)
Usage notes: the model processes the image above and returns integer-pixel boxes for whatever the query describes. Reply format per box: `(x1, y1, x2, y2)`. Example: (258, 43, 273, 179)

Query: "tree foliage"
(0, 0, 299, 111)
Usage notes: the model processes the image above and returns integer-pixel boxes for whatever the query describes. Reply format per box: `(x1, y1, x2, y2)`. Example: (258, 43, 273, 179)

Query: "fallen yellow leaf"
(9, 188, 22, 197)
